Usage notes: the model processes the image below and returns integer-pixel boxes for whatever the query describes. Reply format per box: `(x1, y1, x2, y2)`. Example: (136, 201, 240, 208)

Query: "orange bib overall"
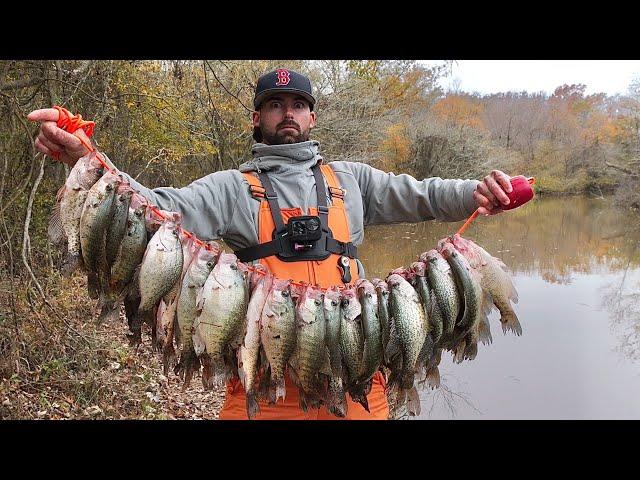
(218, 164, 389, 420)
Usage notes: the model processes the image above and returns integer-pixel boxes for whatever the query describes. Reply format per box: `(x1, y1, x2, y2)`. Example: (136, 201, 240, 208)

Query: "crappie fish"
(356, 279, 383, 393)
(290, 285, 327, 411)
(259, 278, 296, 403)
(175, 241, 220, 389)
(137, 212, 183, 313)
(339, 286, 368, 410)
(193, 252, 248, 389)
(323, 287, 347, 418)
(386, 273, 428, 391)
(438, 242, 490, 362)
(104, 181, 133, 269)
(79, 171, 120, 299)
(238, 272, 273, 419)
(449, 234, 521, 336)
(98, 193, 148, 324)
(371, 278, 391, 362)
(421, 249, 460, 341)
(48, 151, 105, 276)
(157, 234, 199, 375)
(410, 262, 441, 345)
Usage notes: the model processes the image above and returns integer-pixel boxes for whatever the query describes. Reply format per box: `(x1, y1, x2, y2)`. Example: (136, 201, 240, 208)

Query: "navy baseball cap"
(253, 68, 316, 111)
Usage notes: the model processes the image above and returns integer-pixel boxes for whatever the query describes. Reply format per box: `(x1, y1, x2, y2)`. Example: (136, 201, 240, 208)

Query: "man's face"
(252, 93, 317, 145)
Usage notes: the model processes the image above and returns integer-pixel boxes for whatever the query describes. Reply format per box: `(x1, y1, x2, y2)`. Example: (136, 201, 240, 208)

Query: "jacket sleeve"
(338, 161, 480, 225)
(102, 153, 243, 241)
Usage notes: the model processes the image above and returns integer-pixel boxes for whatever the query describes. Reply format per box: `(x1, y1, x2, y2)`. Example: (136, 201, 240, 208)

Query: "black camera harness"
(235, 164, 358, 267)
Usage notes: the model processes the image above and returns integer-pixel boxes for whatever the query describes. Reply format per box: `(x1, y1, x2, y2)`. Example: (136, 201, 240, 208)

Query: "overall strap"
(257, 171, 286, 233)
(320, 164, 345, 207)
(311, 163, 329, 230)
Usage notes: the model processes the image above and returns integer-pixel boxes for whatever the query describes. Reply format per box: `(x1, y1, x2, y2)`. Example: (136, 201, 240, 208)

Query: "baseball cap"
(253, 68, 316, 111)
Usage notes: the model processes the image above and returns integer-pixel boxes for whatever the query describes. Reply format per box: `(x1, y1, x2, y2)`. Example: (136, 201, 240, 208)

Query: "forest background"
(1, 59, 639, 419)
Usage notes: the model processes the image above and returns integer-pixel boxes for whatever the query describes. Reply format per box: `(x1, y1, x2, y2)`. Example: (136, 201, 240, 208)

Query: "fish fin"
(62, 252, 83, 277)
(47, 200, 66, 246)
(452, 339, 466, 364)
(500, 310, 523, 336)
(246, 391, 261, 419)
(463, 339, 478, 361)
(426, 365, 441, 389)
(87, 272, 100, 299)
(162, 343, 177, 376)
(478, 316, 493, 345)
(237, 346, 248, 390)
(97, 299, 120, 324)
(405, 386, 421, 416)
(200, 354, 214, 391)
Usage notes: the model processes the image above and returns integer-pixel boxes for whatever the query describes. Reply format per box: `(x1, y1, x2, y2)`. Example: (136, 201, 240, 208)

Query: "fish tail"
(464, 341, 478, 361)
(62, 252, 83, 277)
(162, 343, 177, 377)
(405, 386, 421, 417)
(246, 390, 261, 419)
(452, 339, 467, 364)
(426, 365, 441, 389)
(478, 316, 493, 345)
(501, 311, 523, 336)
(274, 378, 286, 403)
(97, 298, 120, 325)
(87, 271, 100, 299)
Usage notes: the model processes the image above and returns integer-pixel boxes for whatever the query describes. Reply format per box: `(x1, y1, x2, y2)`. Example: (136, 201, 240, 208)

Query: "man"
(28, 68, 513, 420)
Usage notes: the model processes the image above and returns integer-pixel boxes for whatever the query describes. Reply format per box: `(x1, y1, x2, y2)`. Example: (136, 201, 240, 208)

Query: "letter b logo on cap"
(276, 69, 291, 86)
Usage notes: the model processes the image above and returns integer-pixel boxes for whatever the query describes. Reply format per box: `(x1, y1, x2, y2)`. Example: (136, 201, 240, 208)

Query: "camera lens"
(307, 218, 319, 231)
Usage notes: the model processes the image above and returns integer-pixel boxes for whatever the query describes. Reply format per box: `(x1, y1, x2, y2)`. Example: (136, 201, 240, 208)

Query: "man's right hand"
(27, 108, 92, 167)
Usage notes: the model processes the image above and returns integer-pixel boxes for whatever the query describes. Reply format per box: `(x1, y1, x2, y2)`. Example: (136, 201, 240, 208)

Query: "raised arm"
(335, 161, 481, 225)
(28, 108, 242, 241)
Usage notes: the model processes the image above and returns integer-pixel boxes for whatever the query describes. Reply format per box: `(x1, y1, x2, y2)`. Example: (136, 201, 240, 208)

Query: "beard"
(259, 121, 311, 145)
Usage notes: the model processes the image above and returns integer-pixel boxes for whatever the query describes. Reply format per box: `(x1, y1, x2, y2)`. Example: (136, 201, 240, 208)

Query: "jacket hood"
(239, 140, 322, 173)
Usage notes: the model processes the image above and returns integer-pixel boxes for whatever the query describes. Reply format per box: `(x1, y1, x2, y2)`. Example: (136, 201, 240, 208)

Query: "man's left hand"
(473, 170, 512, 215)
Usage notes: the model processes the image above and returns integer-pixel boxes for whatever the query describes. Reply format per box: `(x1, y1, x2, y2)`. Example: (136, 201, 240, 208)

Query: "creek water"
(358, 195, 640, 419)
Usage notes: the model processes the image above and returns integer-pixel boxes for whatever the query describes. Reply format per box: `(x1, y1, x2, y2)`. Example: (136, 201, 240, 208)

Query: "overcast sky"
(420, 60, 640, 97)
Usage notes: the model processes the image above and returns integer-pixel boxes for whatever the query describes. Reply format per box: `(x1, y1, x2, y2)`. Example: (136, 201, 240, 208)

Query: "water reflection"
(359, 196, 640, 282)
(358, 196, 640, 419)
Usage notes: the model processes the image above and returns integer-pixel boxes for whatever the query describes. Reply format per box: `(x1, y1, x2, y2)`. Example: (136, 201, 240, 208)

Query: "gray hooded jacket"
(112, 141, 479, 263)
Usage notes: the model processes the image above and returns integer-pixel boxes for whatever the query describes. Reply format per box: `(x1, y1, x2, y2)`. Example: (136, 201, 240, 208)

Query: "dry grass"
(0, 272, 225, 420)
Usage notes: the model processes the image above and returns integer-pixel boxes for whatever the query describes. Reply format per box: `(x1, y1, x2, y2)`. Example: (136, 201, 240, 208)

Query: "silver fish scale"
(109, 206, 147, 293)
(358, 287, 382, 383)
(80, 178, 117, 274)
(61, 189, 89, 260)
(374, 283, 391, 360)
(176, 250, 217, 352)
(295, 296, 326, 394)
(340, 300, 364, 386)
(388, 277, 428, 379)
(323, 295, 342, 377)
(426, 253, 460, 338)
(239, 275, 272, 394)
(260, 287, 296, 383)
(138, 224, 183, 312)
(195, 263, 248, 361)
(105, 190, 132, 268)
(443, 248, 482, 331)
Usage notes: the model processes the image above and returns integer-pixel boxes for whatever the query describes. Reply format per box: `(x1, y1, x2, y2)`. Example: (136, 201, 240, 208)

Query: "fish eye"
(331, 300, 338, 306)
(206, 261, 214, 268)
(341, 299, 349, 308)
(105, 184, 114, 191)
(282, 290, 289, 297)
(314, 299, 321, 306)
(230, 263, 237, 270)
